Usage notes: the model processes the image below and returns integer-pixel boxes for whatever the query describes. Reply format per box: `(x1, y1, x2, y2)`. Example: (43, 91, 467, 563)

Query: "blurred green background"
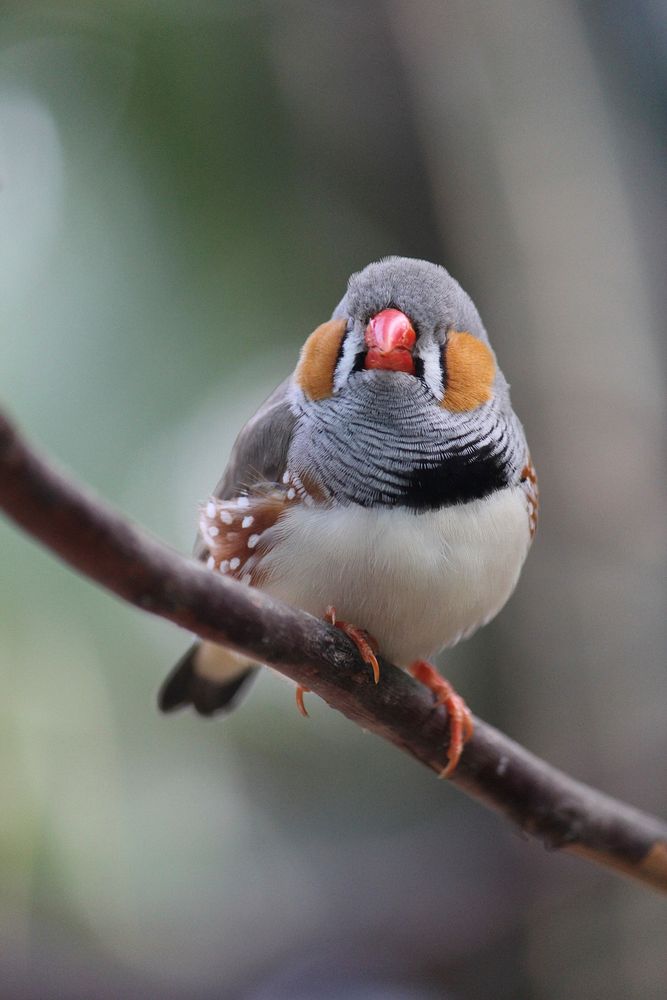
(1, 2, 666, 998)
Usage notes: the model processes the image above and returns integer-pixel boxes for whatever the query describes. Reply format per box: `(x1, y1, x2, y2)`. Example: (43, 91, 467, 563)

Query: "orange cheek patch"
(441, 330, 496, 412)
(294, 318, 348, 401)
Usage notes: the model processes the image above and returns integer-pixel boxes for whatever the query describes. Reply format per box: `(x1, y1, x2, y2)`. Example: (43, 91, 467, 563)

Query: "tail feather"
(158, 643, 256, 717)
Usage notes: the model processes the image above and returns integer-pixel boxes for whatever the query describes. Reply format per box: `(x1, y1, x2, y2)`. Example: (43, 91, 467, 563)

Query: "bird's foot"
(295, 608, 379, 717)
(295, 685, 310, 717)
(409, 660, 473, 778)
(325, 605, 380, 684)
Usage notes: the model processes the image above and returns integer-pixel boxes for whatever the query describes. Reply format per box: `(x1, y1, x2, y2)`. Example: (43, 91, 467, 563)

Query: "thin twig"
(1, 408, 666, 894)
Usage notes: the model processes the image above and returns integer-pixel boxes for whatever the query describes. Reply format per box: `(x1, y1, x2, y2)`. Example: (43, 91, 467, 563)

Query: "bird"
(158, 256, 538, 776)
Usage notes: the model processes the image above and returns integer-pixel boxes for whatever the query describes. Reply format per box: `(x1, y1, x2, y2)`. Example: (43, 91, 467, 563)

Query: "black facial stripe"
(351, 350, 366, 374)
(438, 341, 447, 394)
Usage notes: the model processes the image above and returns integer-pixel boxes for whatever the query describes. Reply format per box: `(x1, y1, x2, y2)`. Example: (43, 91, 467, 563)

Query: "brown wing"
(161, 378, 296, 717)
(520, 456, 539, 540)
(194, 377, 296, 561)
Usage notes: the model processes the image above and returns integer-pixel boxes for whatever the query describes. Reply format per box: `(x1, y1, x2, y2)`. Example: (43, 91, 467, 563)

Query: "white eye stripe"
(413, 339, 444, 401)
(332, 323, 363, 393)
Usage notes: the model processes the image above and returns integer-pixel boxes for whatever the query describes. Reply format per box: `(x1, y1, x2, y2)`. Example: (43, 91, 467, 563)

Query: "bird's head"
(293, 256, 500, 413)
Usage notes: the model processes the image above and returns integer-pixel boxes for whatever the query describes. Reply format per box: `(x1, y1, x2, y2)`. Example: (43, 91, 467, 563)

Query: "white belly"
(259, 486, 532, 666)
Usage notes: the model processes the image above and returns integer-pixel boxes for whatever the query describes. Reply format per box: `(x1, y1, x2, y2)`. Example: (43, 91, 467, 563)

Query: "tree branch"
(1, 408, 666, 894)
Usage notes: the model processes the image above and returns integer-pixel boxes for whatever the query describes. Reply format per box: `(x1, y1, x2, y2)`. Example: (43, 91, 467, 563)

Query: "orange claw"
(295, 685, 309, 717)
(296, 607, 379, 717)
(325, 605, 380, 684)
(409, 660, 473, 778)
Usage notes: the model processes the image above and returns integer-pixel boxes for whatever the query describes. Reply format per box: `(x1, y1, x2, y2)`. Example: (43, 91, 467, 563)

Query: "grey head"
(333, 257, 489, 339)
(287, 256, 528, 510)
(327, 256, 504, 403)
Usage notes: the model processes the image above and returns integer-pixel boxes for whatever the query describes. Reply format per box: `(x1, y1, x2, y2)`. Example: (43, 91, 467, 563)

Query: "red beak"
(363, 309, 417, 374)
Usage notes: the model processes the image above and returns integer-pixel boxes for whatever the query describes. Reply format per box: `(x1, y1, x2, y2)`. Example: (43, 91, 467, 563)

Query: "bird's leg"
(409, 660, 474, 778)
(325, 605, 381, 684)
(295, 606, 380, 717)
